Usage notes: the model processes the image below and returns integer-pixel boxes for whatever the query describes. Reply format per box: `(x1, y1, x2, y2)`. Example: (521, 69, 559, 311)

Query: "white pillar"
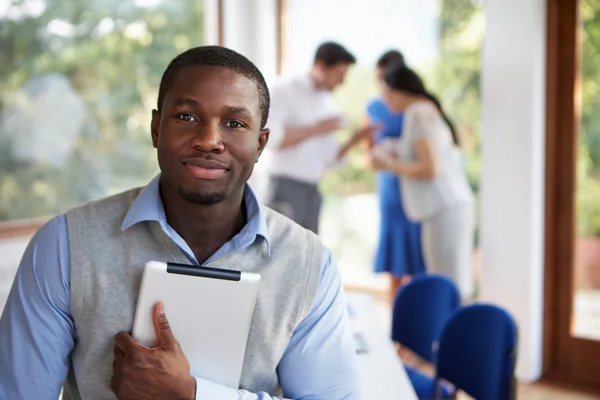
(221, 0, 278, 80)
(203, 0, 220, 45)
(479, 0, 547, 381)
(221, 0, 278, 200)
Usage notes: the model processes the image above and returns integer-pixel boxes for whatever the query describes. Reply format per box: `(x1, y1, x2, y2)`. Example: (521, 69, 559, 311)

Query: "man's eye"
(178, 113, 197, 122)
(225, 120, 244, 129)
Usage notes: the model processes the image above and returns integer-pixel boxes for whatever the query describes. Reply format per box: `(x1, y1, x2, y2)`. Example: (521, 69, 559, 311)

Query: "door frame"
(543, 0, 600, 389)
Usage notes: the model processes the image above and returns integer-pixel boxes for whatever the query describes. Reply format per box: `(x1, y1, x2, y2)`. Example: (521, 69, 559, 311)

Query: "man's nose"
(190, 123, 225, 153)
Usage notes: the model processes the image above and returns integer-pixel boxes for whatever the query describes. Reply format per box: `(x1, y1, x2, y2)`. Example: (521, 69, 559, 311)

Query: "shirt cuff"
(195, 377, 239, 400)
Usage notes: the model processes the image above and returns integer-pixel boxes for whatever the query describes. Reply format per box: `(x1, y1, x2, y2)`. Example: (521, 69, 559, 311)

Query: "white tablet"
(131, 261, 261, 389)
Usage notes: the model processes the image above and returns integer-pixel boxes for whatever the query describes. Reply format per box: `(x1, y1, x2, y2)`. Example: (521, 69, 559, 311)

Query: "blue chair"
(392, 273, 461, 362)
(391, 274, 461, 398)
(433, 304, 519, 400)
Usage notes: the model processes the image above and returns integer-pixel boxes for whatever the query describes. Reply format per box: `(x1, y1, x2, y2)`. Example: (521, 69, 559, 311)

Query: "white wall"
(479, 0, 546, 381)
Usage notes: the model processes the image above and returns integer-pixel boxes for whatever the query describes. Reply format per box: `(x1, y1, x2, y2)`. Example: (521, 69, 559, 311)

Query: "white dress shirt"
(258, 75, 342, 185)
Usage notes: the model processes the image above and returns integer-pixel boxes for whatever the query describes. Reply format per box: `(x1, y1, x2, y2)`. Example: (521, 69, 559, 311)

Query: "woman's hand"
(371, 153, 396, 172)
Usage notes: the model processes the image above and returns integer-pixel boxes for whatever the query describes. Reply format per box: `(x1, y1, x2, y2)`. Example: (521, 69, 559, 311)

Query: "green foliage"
(576, 145, 600, 236)
(577, 0, 600, 237)
(0, 0, 204, 221)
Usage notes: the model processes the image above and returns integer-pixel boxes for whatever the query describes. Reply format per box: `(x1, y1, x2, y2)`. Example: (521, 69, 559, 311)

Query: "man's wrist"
(177, 375, 197, 400)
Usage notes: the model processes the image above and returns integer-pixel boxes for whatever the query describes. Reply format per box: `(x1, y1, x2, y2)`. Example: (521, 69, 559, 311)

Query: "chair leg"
(510, 375, 517, 400)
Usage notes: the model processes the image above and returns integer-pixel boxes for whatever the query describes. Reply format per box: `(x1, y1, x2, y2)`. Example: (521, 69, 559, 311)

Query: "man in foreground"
(0, 46, 360, 399)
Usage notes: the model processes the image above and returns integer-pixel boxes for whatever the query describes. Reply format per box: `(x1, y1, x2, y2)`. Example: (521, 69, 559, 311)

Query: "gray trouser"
(265, 176, 322, 234)
(421, 203, 475, 298)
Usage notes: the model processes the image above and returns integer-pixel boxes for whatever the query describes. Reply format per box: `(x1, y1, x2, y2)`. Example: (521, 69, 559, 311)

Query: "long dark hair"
(383, 63, 460, 146)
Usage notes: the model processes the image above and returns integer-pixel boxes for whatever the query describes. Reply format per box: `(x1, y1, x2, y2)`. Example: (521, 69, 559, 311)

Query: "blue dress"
(367, 98, 426, 277)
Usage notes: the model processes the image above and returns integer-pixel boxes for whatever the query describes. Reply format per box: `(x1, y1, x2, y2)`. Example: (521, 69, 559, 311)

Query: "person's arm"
(376, 137, 438, 179)
(276, 248, 360, 399)
(0, 216, 75, 400)
(279, 117, 341, 149)
(189, 249, 360, 399)
(336, 123, 379, 161)
(268, 83, 343, 150)
(171, 250, 360, 400)
(361, 114, 377, 168)
(372, 108, 439, 179)
(111, 248, 358, 400)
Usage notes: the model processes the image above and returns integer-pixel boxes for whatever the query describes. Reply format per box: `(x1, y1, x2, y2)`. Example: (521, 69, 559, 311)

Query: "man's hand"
(336, 123, 381, 161)
(111, 303, 196, 400)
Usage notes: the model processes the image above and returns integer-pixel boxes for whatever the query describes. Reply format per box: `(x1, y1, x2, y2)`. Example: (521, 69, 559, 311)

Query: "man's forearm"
(279, 126, 317, 149)
(336, 130, 364, 161)
(194, 377, 287, 400)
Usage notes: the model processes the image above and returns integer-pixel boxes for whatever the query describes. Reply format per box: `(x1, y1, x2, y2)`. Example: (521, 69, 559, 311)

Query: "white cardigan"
(378, 102, 474, 221)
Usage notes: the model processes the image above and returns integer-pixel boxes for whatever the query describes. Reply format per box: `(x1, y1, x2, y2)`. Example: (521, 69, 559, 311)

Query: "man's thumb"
(153, 302, 177, 349)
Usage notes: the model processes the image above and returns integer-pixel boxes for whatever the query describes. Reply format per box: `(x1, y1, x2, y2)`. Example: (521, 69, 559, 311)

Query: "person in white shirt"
(371, 63, 475, 297)
(261, 42, 377, 233)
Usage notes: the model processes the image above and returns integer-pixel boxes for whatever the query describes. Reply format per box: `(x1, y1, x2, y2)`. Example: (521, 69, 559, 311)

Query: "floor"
(452, 382, 600, 399)
(513, 383, 600, 400)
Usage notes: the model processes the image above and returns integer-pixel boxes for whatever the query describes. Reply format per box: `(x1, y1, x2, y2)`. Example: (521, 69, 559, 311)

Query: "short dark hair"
(157, 46, 270, 129)
(314, 42, 356, 67)
(377, 50, 404, 69)
(384, 63, 460, 146)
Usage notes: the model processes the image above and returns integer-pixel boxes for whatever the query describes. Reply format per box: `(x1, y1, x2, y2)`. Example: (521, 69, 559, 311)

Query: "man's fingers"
(114, 332, 140, 355)
(152, 302, 177, 349)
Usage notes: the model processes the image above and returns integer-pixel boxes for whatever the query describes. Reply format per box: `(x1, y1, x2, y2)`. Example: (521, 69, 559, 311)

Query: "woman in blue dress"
(365, 50, 426, 303)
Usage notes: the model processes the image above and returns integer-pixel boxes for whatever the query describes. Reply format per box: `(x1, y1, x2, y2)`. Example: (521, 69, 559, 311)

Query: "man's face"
(151, 65, 269, 205)
(316, 62, 351, 91)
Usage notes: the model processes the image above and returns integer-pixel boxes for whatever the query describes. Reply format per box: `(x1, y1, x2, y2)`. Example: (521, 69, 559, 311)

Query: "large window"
(281, 0, 483, 291)
(573, 0, 600, 341)
(0, 0, 208, 223)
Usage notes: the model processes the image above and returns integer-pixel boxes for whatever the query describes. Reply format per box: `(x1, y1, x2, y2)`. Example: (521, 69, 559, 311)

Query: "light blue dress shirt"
(0, 176, 359, 400)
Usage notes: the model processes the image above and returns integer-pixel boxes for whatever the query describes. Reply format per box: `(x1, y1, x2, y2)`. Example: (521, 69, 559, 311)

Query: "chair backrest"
(435, 304, 518, 400)
(391, 273, 461, 362)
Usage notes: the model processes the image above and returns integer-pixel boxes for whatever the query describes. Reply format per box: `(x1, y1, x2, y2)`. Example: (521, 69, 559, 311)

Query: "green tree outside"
(0, 0, 204, 221)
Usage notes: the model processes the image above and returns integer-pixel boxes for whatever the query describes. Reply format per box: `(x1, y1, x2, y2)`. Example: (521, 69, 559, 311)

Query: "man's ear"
(256, 128, 270, 162)
(151, 110, 160, 148)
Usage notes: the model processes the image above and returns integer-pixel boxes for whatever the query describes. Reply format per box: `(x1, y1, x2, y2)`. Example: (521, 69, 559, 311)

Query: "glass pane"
(282, 0, 483, 292)
(0, 0, 205, 222)
(573, 0, 600, 340)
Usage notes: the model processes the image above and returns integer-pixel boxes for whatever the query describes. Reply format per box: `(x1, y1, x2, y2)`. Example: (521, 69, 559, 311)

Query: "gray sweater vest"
(61, 187, 323, 399)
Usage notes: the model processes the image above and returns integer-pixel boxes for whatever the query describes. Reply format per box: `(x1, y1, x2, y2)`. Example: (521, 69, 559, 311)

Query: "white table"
(346, 292, 418, 400)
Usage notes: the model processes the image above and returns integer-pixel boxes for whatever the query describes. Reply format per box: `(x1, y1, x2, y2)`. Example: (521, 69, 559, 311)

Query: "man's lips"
(182, 159, 229, 180)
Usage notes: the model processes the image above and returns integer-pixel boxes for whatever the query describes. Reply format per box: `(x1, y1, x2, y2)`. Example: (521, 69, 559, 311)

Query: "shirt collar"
(121, 174, 270, 253)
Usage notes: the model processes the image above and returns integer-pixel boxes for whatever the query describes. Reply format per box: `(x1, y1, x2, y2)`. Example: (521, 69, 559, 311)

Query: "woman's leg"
(420, 205, 475, 298)
(452, 205, 475, 298)
(389, 274, 412, 306)
(420, 217, 439, 275)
